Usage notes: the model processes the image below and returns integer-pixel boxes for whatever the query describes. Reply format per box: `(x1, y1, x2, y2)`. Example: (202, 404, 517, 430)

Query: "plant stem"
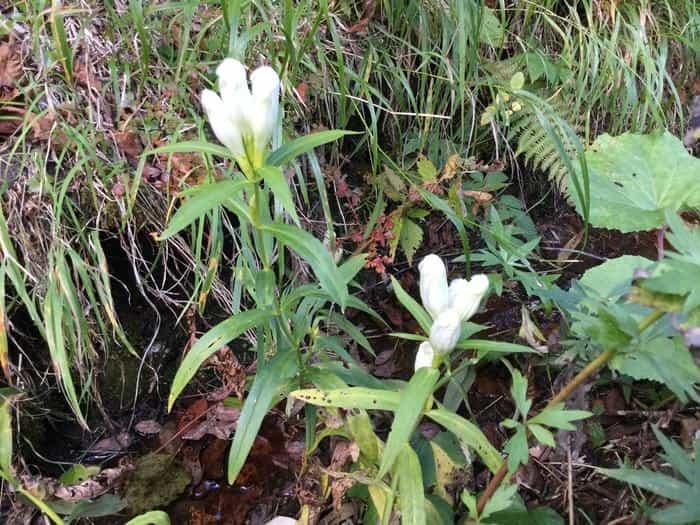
(475, 308, 665, 514)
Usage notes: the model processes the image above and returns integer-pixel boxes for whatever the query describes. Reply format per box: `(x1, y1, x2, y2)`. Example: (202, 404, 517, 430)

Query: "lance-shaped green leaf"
(378, 367, 439, 479)
(395, 444, 426, 525)
(0, 397, 11, 474)
(147, 140, 235, 160)
(426, 408, 504, 474)
(125, 510, 172, 525)
(266, 130, 359, 167)
(390, 276, 432, 333)
(258, 165, 300, 225)
(291, 386, 400, 411)
(160, 180, 252, 240)
(262, 223, 348, 309)
(228, 350, 298, 482)
(168, 309, 273, 410)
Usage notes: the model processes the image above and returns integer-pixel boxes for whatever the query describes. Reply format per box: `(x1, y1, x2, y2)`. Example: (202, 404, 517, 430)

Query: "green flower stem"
(250, 182, 271, 270)
(475, 308, 666, 515)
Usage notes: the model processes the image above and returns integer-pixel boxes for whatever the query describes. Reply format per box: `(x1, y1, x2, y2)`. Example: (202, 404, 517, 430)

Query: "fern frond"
(506, 96, 582, 191)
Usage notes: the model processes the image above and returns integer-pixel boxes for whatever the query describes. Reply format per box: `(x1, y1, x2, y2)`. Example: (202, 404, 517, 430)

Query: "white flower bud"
(429, 309, 461, 354)
(448, 274, 490, 322)
(201, 59, 281, 170)
(248, 66, 281, 156)
(201, 89, 245, 158)
(418, 254, 449, 319)
(414, 341, 435, 370)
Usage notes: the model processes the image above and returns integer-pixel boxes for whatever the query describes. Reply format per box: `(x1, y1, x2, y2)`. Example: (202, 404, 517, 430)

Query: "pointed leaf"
(378, 367, 439, 478)
(390, 276, 432, 333)
(228, 350, 298, 482)
(168, 310, 273, 410)
(395, 444, 426, 525)
(426, 408, 503, 474)
(291, 387, 400, 411)
(263, 223, 348, 309)
(266, 130, 359, 167)
(258, 165, 300, 225)
(160, 180, 251, 240)
(148, 140, 234, 160)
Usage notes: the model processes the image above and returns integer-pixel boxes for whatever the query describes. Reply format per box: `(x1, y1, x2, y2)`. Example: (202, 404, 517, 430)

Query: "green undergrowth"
(0, 0, 698, 523)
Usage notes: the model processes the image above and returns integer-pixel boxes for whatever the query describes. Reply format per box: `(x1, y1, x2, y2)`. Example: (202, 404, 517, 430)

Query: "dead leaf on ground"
(557, 228, 585, 264)
(134, 419, 162, 435)
(0, 40, 22, 96)
(20, 465, 132, 503)
(346, 0, 376, 34)
(73, 60, 103, 91)
(115, 129, 143, 163)
(330, 477, 356, 511)
(200, 438, 228, 479)
(87, 432, 132, 454)
(0, 105, 24, 136)
(182, 404, 240, 440)
(680, 415, 700, 449)
(329, 440, 360, 472)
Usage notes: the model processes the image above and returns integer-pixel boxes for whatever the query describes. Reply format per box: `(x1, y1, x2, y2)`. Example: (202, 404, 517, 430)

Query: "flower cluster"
(414, 254, 489, 370)
(200, 58, 281, 174)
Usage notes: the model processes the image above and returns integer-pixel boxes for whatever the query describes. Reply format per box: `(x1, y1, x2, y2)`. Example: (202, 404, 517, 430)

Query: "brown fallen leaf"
(462, 190, 493, 216)
(87, 432, 132, 454)
(557, 228, 585, 264)
(182, 404, 240, 440)
(680, 415, 700, 449)
(330, 476, 356, 511)
(440, 154, 462, 181)
(134, 419, 162, 435)
(73, 59, 102, 91)
(0, 105, 24, 136)
(0, 39, 22, 95)
(114, 129, 143, 163)
(346, 0, 377, 34)
(329, 440, 360, 472)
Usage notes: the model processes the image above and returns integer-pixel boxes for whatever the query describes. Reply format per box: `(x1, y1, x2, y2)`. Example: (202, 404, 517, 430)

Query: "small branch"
(476, 308, 665, 514)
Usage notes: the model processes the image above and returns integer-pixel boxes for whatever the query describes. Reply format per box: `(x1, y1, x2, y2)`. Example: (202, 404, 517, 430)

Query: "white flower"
(414, 341, 435, 370)
(447, 274, 489, 322)
(429, 309, 461, 354)
(419, 254, 449, 319)
(200, 58, 281, 170)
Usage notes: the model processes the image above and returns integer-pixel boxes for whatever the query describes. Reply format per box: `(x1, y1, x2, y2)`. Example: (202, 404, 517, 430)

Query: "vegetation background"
(0, 1, 698, 524)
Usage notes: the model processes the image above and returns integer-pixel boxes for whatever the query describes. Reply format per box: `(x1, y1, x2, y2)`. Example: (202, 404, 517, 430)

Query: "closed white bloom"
(448, 274, 489, 322)
(414, 341, 435, 370)
(429, 309, 461, 354)
(200, 58, 281, 170)
(419, 254, 449, 319)
(201, 89, 245, 158)
(248, 66, 281, 156)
